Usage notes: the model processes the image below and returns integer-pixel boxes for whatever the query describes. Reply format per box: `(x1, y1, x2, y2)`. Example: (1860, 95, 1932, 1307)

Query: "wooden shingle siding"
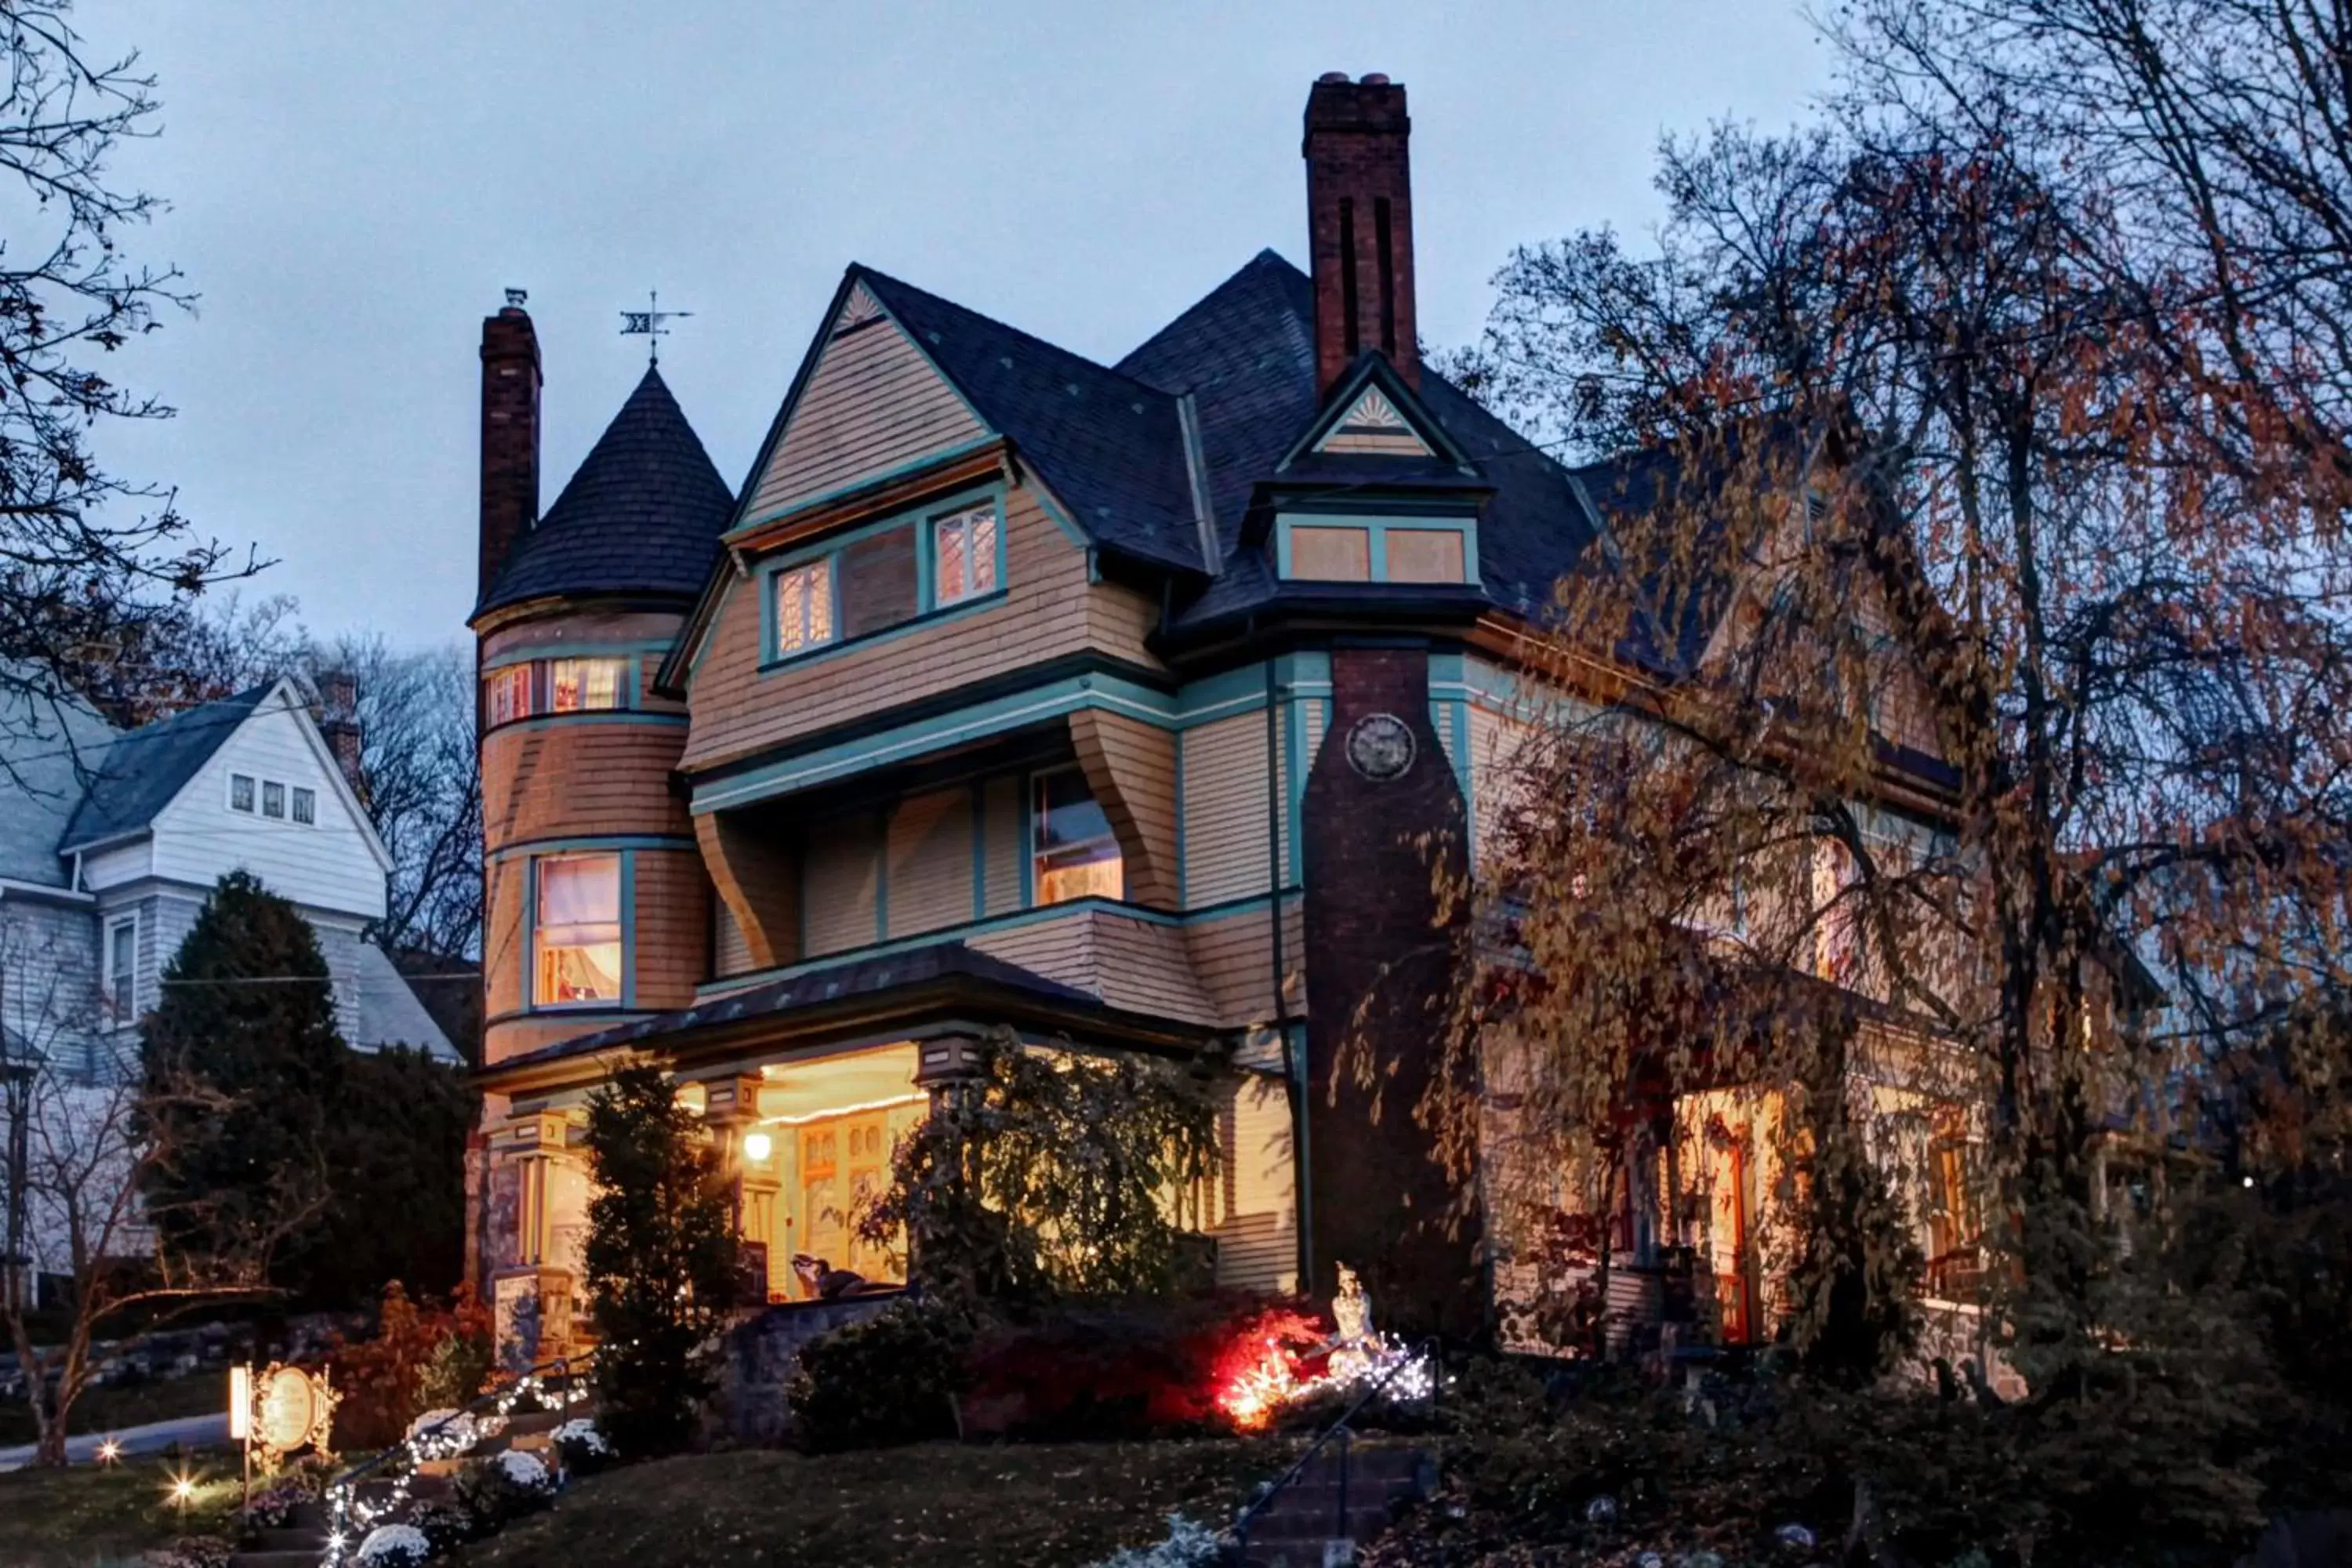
(631, 849, 710, 1009)
(482, 724, 691, 846)
(484, 1016, 618, 1065)
(697, 811, 802, 970)
(885, 788, 972, 939)
(803, 811, 881, 956)
(982, 775, 1023, 916)
(1088, 914, 1215, 1023)
(967, 913, 1094, 993)
(687, 487, 1160, 772)
(1182, 902, 1307, 1028)
(1179, 713, 1273, 908)
(839, 523, 919, 640)
(481, 609, 682, 662)
(1069, 710, 1179, 909)
(749, 317, 988, 522)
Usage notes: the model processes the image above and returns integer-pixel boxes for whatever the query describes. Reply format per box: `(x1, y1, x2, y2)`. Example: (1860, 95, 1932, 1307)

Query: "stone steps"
(1234, 1446, 1432, 1566)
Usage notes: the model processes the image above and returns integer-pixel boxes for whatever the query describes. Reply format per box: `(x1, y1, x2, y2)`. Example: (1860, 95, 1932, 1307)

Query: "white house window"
(1033, 770, 1123, 905)
(548, 657, 626, 713)
(933, 504, 1000, 605)
(230, 774, 256, 813)
(106, 915, 137, 1021)
(535, 853, 622, 1007)
(484, 663, 534, 727)
(291, 786, 317, 826)
(775, 560, 836, 655)
(262, 781, 286, 818)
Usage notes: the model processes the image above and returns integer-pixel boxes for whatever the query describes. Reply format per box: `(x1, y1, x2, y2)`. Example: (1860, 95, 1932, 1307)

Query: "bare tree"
(1, 916, 322, 1466)
(0, 0, 256, 773)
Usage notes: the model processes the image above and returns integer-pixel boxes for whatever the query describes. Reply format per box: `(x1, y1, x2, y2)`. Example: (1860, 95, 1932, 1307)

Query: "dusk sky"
(87, 2, 1828, 649)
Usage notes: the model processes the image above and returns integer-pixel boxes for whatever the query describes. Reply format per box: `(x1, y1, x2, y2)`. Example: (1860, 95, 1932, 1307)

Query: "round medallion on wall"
(1345, 712, 1418, 781)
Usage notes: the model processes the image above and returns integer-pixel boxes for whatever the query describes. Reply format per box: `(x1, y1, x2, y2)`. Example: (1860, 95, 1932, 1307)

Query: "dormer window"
(933, 503, 1000, 605)
(775, 559, 836, 655)
(1276, 514, 1473, 585)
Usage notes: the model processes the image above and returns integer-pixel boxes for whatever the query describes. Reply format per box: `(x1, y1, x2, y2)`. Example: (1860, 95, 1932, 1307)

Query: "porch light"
(741, 1131, 773, 1164)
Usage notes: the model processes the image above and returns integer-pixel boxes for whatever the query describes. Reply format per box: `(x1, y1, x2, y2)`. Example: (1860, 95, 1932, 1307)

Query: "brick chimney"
(1304, 72, 1418, 395)
(315, 667, 366, 803)
(479, 291, 542, 602)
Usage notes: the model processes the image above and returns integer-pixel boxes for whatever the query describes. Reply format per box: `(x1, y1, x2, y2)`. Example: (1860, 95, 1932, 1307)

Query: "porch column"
(912, 1031, 985, 1111)
(488, 1111, 578, 1367)
(702, 1074, 779, 1304)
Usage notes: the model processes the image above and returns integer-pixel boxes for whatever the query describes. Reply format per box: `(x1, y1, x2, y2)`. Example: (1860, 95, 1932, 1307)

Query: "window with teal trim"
(534, 851, 623, 1007)
(1276, 514, 1474, 585)
(933, 503, 1000, 605)
(775, 559, 836, 655)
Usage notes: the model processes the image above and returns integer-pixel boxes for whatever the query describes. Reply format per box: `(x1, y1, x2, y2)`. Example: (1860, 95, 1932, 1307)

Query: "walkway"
(0, 1411, 230, 1471)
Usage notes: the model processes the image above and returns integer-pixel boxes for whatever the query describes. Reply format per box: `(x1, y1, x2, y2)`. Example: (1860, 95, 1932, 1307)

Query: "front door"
(797, 1111, 892, 1290)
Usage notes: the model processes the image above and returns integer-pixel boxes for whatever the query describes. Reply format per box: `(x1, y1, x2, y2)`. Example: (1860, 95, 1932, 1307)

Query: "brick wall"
(1301, 646, 1477, 1335)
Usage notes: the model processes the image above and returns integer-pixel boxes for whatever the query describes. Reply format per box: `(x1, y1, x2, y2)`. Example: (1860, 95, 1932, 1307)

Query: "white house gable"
(146, 684, 390, 923)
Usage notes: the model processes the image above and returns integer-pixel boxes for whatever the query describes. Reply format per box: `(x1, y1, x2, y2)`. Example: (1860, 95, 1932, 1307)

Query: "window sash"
(535, 854, 623, 1007)
(485, 664, 534, 726)
(261, 782, 285, 818)
(934, 505, 1000, 605)
(548, 657, 626, 713)
(107, 918, 136, 1016)
(775, 561, 836, 655)
(230, 774, 256, 812)
(291, 787, 316, 825)
(1032, 771, 1123, 906)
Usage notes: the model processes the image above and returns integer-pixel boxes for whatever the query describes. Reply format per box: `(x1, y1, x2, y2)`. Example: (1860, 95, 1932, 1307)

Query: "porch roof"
(477, 940, 1218, 1091)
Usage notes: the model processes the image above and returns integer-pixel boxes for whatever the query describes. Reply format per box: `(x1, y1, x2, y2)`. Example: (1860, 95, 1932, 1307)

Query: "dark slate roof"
(58, 684, 270, 853)
(477, 367, 735, 617)
(856, 269, 1204, 572)
(494, 941, 1100, 1069)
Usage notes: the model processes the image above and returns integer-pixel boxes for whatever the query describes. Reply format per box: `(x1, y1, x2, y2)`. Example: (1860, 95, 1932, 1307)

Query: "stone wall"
(716, 1291, 903, 1446)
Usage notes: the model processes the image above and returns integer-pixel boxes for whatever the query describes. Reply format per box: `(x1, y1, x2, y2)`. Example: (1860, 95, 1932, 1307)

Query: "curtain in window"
(536, 855, 622, 1004)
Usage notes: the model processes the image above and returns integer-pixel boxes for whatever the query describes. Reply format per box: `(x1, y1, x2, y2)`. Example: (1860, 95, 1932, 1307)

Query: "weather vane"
(619, 289, 692, 365)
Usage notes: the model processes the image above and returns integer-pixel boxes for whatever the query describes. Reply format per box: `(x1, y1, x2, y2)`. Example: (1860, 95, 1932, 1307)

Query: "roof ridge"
(1115, 249, 1312, 386)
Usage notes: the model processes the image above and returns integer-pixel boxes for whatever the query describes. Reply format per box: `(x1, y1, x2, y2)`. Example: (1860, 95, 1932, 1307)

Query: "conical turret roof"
(476, 366, 735, 617)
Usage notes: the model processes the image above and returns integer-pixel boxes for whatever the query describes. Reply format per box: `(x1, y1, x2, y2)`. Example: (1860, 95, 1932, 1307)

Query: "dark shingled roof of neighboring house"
(477, 366, 736, 617)
(58, 684, 272, 855)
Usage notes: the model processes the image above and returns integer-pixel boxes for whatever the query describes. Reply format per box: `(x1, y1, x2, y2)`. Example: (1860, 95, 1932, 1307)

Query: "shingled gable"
(1277, 351, 1472, 474)
(475, 365, 735, 619)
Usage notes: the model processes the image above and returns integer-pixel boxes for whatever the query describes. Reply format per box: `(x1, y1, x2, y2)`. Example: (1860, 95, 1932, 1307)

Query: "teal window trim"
(481, 640, 673, 673)
(1274, 513, 1478, 584)
(522, 847, 636, 1014)
(1017, 768, 1036, 909)
(757, 480, 1011, 670)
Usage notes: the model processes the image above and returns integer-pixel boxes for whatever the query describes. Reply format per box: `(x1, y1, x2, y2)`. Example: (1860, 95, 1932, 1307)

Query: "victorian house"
(466, 75, 1993, 1358)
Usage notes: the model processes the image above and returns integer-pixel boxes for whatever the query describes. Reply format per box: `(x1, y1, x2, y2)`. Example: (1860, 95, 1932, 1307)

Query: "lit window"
(485, 664, 533, 727)
(535, 853, 622, 1007)
(1033, 770, 1123, 905)
(775, 560, 836, 655)
(291, 786, 316, 825)
(548, 657, 626, 713)
(229, 774, 256, 813)
(106, 916, 136, 1020)
(934, 504, 1000, 605)
(262, 781, 285, 819)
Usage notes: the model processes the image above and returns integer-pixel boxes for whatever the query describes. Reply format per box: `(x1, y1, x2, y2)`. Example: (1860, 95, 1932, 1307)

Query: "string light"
(94, 1437, 122, 1465)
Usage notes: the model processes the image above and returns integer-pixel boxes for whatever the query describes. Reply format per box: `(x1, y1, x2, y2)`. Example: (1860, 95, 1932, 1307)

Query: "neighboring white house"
(0, 676, 456, 1075)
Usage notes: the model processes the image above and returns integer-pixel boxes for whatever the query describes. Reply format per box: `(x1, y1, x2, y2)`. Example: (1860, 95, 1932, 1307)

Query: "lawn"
(0, 1448, 243, 1568)
(0, 1374, 227, 1448)
(460, 1438, 1304, 1568)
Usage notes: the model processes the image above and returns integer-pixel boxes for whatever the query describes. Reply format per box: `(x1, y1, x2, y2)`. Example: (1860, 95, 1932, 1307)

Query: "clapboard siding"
(482, 723, 691, 848)
(1211, 1072, 1298, 1293)
(1069, 710, 1178, 909)
(749, 318, 989, 521)
(982, 775, 1023, 916)
(686, 486, 1160, 772)
(631, 849, 710, 1010)
(481, 856, 528, 1052)
(1180, 713, 1273, 908)
(713, 895, 753, 978)
(967, 912, 1095, 994)
(803, 811, 882, 956)
(885, 788, 972, 939)
(1468, 703, 1537, 867)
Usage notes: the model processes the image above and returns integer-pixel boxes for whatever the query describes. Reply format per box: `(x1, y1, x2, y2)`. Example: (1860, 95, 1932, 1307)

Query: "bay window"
(534, 853, 623, 1007)
(1033, 770, 1123, 905)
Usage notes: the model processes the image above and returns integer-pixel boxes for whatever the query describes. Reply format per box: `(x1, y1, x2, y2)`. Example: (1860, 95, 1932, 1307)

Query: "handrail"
(318, 1349, 595, 1563)
(1229, 1337, 1438, 1563)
